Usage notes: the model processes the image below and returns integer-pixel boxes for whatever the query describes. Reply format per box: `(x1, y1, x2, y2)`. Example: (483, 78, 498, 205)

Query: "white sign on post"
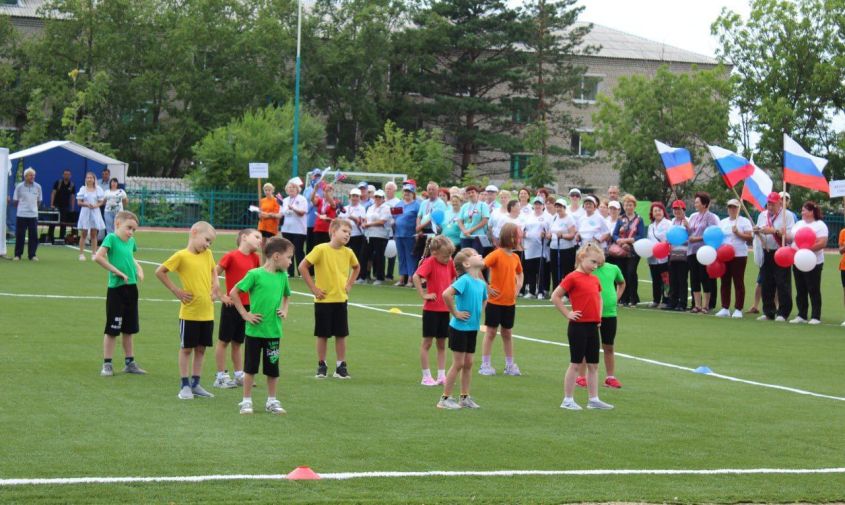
(829, 179, 845, 198)
(249, 162, 269, 179)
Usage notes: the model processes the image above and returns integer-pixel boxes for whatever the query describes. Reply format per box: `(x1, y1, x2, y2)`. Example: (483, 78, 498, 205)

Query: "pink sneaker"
(436, 376, 446, 385)
(604, 377, 622, 389)
(420, 376, 438, 386)
(575, 376, 587, 388)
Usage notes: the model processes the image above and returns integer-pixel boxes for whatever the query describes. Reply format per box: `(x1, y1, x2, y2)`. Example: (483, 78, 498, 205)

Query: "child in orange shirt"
(479, 223, 524, 376)
(551, 242, 613, 410)
(839, 226, 845, 327)
(258, 183, 281, 242)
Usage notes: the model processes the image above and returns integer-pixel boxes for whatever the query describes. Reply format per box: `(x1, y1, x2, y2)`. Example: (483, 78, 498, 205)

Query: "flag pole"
(782, 136, 788, 247)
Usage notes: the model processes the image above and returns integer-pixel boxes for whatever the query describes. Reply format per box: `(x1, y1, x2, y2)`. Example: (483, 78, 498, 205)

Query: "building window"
(503, 97, 538, 124)
(570, 131, 595, 157)
(510, 154, 531, 179)
(573, 75, 602, 103)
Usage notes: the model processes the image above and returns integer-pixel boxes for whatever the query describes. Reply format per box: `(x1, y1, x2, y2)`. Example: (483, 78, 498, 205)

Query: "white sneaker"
(789, 316, 806, 324)
(177, 385, 194, 400)
(731, 310, 743, 319)
(354, 279, 365, 285)
(393, 280, 405, 287)
(478, 363, 496, 376)
(536, 293, 545, 300)
(437, 397, 461, 410)
(523, 293, 534, 299)
(265, 399, 287, 415)
(239, 400, 253, 415)
(774, 316, 786, 322)
(587, 399, 614, 410)
(372, 280, 383, 285)
(756, 315, 769, 321)
(808, 319, 821, 325)
(715, 308, 731, 318)
(560, 399, 582, 411)
(213, 374, 237, 389)
(78, 254, 86, 261)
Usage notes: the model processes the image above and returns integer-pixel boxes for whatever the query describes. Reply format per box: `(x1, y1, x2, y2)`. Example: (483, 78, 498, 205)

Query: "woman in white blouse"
(103, 178, 127, 235)
(280, 179, 308, 277)
(76, 171, 106, 261)
(522, 197, 551, 299)
(715, 199, 753, 318)
(363, 190, 392, 285)
(549, 198, 577, 288)
(574, 195, 610, 249)
(646, 202, 673, 308)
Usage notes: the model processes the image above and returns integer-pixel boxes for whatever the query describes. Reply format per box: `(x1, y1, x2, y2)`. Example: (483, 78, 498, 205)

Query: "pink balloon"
(716, 244, 735, 263)
(706, 261, 726, 279)
(794, 227, 817, 249)
(774, 246, 795, 268)
(653, 242, 671, 260)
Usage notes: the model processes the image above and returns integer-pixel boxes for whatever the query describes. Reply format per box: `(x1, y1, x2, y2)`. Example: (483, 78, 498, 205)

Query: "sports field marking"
(3, 467, 845, 486)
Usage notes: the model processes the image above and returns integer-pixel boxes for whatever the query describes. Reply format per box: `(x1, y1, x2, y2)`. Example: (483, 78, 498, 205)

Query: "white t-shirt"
(756, 209, 795, 251)
(569, 206, 585, 221)
(103, 188, 126, 213)
(719, 216, 753, 257)
(339, 203, 367, 237)
(280, 194, 308, 235)
(489, 208, 510, 240)
(790, 220, 829, 264)
(577, 211, 610, 248)
(522, 212, 550, 259)
(647, 218, 673, 265)
(549, 214, 577, 250)
(364, 202, 392, 239)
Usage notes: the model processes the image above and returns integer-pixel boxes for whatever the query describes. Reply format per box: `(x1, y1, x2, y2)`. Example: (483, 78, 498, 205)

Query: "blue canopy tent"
(5, 141, 128, 232)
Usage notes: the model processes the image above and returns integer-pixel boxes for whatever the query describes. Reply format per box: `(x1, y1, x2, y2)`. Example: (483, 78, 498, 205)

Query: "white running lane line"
(3, 467, 845, 486)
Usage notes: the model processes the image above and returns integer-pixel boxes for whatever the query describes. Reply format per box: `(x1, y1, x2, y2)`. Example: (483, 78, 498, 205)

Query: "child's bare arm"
(93, 246, 128, 281)
(443, 287, 469, 320)
(515, 271, 524, 294)
(135, 260, 144, 281)
(155, 265, 192, 303)
(298, 259, 325, 299)
(214, 265, 232, 305)
(346, 264, 361, 293)
(615, 281, 626, 302)
(551, 285, 580, 320)
(413, 273, 435, 300)
(230, 286, 261, 324)
(278, 295, 289, 319)
(211, 267, 221, 301)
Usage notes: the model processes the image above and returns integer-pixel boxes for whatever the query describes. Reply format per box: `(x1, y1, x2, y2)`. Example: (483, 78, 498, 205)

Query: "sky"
(573, 0, 752, 59)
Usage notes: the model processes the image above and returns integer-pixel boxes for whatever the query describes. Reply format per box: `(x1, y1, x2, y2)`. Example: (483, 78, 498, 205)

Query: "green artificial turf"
(1, 231, 844, 504)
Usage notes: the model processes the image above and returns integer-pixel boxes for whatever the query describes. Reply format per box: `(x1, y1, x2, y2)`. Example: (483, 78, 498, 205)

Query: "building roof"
(0, 0, 46, 19)
(577, 22, 719, 65)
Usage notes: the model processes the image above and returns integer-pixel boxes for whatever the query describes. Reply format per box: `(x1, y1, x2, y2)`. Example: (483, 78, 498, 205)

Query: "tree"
(592, 66, 733, 202)
(712, 0, 845, 176)
(190, 103, 326, 191)
(357, 120, 455, 184)
(399, 0, 528, 179)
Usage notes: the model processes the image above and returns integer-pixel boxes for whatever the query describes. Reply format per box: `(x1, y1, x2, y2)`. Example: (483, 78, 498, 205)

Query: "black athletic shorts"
(260, 230, 276, 239)
(314, 302, 349, 338)
(841, 270, 845, 288)
(244, 336, 280, 377)
(422, 310, 450, 339)
(448, 327, 477, 353)
(484, 303, 515, 329)
(600, 317, 617, 346)
(104, 285, 140, 336)
(219, 304, 248, 344)
(567, 322, 600, 364)
(180, 320, 214, 348)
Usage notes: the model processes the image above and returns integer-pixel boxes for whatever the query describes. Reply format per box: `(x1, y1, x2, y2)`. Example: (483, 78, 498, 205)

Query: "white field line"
(3, 467, 845, 486)
(40, 253, 845, 402)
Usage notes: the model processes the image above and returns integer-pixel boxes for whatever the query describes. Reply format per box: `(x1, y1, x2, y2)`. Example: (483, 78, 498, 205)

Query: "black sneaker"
(316, 361, 327, 378)
(333, 361, 351, 380)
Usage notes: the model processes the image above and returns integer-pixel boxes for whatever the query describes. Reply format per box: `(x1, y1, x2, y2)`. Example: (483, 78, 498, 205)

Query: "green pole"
(291, 0, 303, 178)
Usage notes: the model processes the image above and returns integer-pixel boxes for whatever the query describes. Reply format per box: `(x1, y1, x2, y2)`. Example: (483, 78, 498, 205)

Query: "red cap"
(671, 199, 686, 209)
(766, 192, 781, 204)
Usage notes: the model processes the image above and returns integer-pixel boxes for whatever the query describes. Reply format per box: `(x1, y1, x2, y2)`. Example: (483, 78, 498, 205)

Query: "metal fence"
(127, 188, 261, 229)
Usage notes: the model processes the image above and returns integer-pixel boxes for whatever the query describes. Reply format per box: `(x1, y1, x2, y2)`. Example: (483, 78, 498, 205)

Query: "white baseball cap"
(349, 188, 361, 196)
(485, 184, 498, 193)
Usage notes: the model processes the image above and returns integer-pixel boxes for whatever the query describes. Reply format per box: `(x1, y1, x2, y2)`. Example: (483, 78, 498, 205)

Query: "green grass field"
(1, 230, 844, 504)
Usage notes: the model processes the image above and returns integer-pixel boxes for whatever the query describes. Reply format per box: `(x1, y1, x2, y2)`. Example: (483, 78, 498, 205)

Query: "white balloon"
(696, 245, 717, 266)
(633, 238, 655, 258)
(384, 239, 397, 259)
(793, 248, 816, 272)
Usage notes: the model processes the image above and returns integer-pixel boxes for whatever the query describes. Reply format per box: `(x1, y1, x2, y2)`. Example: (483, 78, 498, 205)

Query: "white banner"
(0, 147, 8, 257)
(248, 162, 269, 179)
(829, 179, 845, 198)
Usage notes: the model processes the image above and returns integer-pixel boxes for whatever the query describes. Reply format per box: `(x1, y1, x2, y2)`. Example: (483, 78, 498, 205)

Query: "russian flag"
(740, 163, 773, 211)
(783, 134, 829, 193)
(655, 140, 694, 186)
(707, 145, 754, 188)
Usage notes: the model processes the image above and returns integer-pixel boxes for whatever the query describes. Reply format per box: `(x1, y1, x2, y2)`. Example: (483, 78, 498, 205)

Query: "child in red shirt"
(479, 223, 524, 376)
(413, 236, 457, 386)
(213, 228, 262, 388)
(551, 242, 613, 411)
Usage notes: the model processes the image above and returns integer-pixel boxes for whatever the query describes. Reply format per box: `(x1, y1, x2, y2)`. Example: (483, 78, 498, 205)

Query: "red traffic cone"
(287, 466, 320, 480)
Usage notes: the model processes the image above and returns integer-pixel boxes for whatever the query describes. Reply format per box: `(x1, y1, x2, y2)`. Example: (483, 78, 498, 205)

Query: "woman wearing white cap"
(549, 198, 577, 287)
(280, 179, 309, 277)
(363, 190, 391, 284)
(574, 195, 610, 249)
(568, 188, 585, 220)
(715, 199, 753, 318)
(522, 196, 551, 299)
(339, 188, 368, 283)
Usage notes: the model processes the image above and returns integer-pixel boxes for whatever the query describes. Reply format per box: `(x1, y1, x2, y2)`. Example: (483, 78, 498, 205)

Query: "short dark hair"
(264, 236, 293, 257)
(694, 192, 711, 207)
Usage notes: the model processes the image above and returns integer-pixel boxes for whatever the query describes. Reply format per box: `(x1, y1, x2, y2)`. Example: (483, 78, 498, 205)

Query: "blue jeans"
(396, 236, 418, 277)
(104, 211, 116, 235)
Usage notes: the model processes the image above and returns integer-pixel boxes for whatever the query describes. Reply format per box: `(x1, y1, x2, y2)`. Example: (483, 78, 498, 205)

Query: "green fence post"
(140, 188, 147, 226)
(210, 190, 215, 228)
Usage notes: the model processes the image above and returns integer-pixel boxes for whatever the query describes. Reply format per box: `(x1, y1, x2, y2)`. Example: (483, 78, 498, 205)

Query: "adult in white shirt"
(11, 167, 42, 261)
(787, 200, 828, 324)
(363, 190, 392, 284)
(76, 171, 106, 260)
(549, 198, 577, 287)
(754, 192, 795, 321)
(605, 200, 620, 236)
(522, 197, 551, 299)
(103, 178, 128, 235)
(384, 181, 401, 281)
(281, 179, 309, 276)
(574, 195, 610, 249)
(517, 188, 532, 216)
(568, 188, 585, 220)
(489, 191, 512, 246)
(340, 188, 368, 283)
(646, 202, 673, 308)
(715, 199, 753, 318)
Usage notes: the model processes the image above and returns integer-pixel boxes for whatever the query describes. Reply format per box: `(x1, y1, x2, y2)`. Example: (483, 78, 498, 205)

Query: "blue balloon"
(703, 225, 725, 248)
(430, 209, 445, 226)
(666, 226, 688, 246)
